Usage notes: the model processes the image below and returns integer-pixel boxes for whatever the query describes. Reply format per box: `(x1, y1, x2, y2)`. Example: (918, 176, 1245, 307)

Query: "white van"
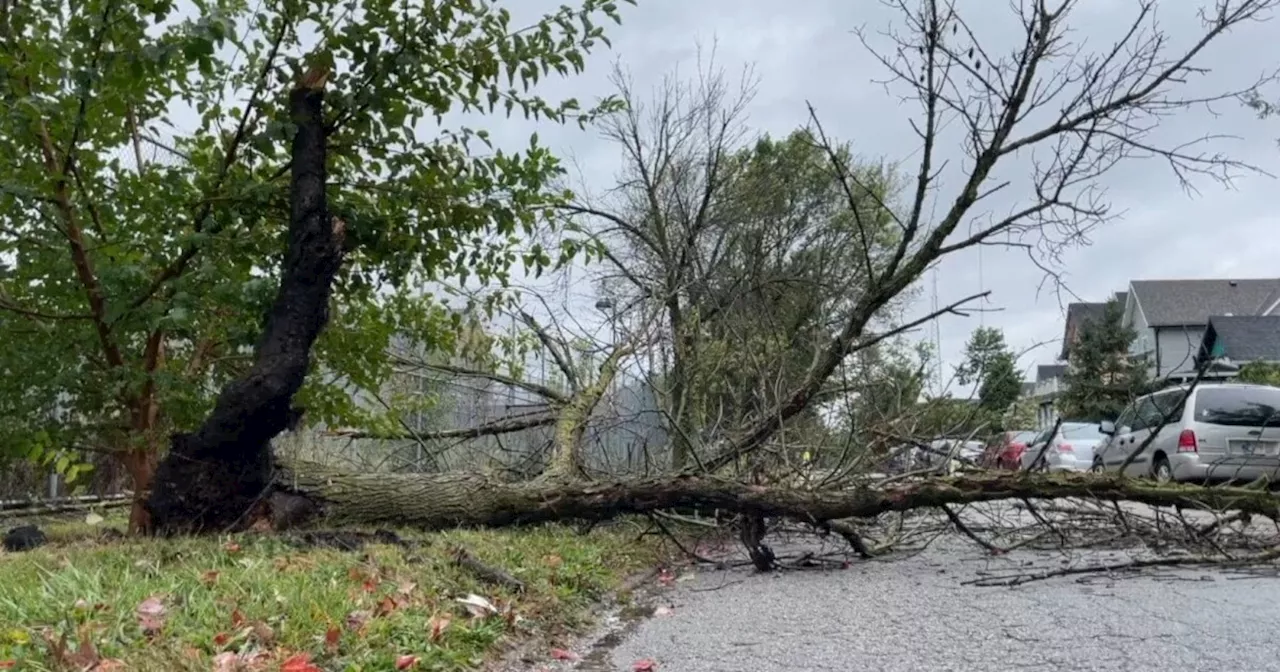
(1093, 383, 1280, 483)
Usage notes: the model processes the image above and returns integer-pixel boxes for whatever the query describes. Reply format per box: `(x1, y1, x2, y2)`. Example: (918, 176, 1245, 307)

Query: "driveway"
(583, 535, 1280, 671)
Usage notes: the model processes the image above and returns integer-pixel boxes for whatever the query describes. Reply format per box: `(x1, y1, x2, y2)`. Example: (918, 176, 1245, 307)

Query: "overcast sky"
(470, 0, 1280, 389)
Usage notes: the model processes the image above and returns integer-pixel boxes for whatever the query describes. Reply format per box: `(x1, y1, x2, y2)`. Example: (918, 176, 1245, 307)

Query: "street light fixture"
(595, 298, 617, 342)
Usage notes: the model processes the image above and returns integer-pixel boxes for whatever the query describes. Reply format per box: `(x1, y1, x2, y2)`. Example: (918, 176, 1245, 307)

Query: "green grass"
(0, 513, 670, 671)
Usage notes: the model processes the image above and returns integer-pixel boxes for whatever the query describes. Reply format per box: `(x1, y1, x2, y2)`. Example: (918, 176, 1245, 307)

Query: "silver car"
(1093, 383, 1280, 483)
(1021, 422, 1107, 472)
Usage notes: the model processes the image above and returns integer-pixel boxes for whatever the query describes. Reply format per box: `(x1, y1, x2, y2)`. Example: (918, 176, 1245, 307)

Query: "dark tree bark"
(146, 70, 345, 534)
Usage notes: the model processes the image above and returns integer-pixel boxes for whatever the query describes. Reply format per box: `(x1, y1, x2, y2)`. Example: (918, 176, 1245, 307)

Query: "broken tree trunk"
(146, 69, 345, 534)
(269, 462, 1280, 530)
(543, 341, 634, 480)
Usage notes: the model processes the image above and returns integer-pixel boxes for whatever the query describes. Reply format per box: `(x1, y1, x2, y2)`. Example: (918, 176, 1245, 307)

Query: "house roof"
(1198, 315, 1280, 363)
(1129, 278, 1280, 328)
(1036, 364, 1066, 382)
(1060, 301, 1107, 359)
(1067, 302, 1107, 325)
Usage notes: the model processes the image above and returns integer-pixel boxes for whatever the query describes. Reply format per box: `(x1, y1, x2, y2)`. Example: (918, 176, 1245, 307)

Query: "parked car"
(883, 439, 985, 476)
(929, 439, 984, 475)
(984, 430, 1038, 469)
(1092, 382, 1280, 484)
(883, 444, 918, 475)
(1021, 422, 1108, 472)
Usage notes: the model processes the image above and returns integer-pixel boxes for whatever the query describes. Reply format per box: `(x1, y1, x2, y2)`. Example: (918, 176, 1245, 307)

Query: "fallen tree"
(145, 0, 1280, 544)
(266, 462, 1280, 530)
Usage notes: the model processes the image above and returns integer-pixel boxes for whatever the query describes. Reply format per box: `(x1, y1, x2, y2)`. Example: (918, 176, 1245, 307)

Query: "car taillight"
(1057, 443, 1073, 452)
(1177, 429, 1197, 453)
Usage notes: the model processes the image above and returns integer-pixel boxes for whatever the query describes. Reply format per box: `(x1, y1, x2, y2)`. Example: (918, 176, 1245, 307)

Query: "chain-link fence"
(4, 139, 672, 492)
(275, 365, 671, 479)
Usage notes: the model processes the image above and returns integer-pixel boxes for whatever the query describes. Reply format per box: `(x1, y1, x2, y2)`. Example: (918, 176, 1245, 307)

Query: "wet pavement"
(557, 534, 1280, 671)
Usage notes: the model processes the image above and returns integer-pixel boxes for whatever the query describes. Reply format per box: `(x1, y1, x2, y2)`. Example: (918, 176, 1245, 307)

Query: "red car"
(985, 430, 1039, 469)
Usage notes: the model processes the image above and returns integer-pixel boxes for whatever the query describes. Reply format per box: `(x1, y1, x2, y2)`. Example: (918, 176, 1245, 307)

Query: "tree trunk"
(270, 463, 1280, 530)
(120, 448, 158, 534)
(145, 69, 344, 535)
(124, 332, 166, 534)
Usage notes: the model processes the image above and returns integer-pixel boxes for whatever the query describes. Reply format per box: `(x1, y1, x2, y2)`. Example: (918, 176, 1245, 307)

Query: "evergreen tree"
(1237, 361, 1280, 386)
(1059, 299, 1148, 421)
(978, 351, 1023, 418)
(956, 327, 1024, 430)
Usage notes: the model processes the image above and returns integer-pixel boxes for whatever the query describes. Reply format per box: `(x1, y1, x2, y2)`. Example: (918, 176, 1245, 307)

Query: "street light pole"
(595, 298, 617, 397)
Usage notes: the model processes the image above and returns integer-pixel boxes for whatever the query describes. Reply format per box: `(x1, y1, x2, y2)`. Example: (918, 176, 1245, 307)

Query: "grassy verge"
(0, 513, 673, 671)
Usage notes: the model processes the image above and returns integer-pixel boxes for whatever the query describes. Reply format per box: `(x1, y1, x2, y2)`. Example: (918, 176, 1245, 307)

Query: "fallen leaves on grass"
(249, 621, 274, 646)
(375, 595, 400, 617)
(45, 631, 97, 671)
(0, 522, 670, 671)
(212, 619, 273, 652)
(210, 652, 239, 671)
(427, 613, 451, 643)
(279, 653, 322, 672)
(135, 595, 167, 635)
(44, 623, 124, 671)
(345, 610, 372, 632)
(211, 650, 271, 672)
(72, 599, 109, 616)
(348, 567, 379, 593)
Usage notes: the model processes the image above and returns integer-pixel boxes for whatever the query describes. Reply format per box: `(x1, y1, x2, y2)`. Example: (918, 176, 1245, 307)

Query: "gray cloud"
(471, 1, 1280, 382)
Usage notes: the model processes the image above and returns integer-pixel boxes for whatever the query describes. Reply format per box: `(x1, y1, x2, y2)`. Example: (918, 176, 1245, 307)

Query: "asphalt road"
(584, 537, 1280, 672)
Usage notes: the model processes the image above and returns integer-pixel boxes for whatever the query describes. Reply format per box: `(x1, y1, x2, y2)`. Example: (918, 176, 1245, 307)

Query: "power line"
(932, 269, 942, 394)
(978, 244, 985, 328)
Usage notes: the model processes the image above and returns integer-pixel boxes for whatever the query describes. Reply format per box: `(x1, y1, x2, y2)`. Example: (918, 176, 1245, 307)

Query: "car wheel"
(1152, 456, 1173, 484)
(1091, 459, 1104, 474)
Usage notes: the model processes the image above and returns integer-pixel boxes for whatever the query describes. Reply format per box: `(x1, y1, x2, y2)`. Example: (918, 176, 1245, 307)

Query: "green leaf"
(0, 0, 627, 469)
